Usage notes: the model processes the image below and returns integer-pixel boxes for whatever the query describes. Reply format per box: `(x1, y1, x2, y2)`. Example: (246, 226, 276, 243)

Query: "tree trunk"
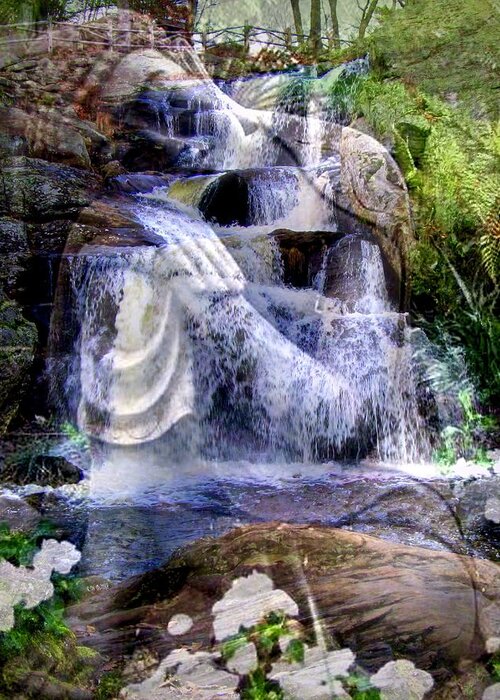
(328, 0, 341, 49)
(310, 0, 322, 57)
(358, 0, 379, 39)
(290, 0, 304, 42)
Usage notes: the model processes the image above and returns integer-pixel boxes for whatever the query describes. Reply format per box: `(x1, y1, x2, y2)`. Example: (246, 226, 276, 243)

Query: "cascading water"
(73, 194, 427, 463)
(65, 63, 431, 486)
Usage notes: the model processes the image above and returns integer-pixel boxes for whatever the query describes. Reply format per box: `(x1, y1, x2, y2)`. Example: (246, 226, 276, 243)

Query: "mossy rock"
(0, 157, 99, 222)
(0, 297, 37, 435)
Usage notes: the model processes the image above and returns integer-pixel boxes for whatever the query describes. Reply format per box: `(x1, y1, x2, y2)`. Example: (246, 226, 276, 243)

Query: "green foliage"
(0, 519, 55, 566)
(242, 668, 283, 700)
(326, 72, 366, 124)
(337, 69, 500, 406)
(282, 638, 305, 664)
(221, 632, 249, 661)
(345, 673, 381, 699)
(0, 599, 71, 663)
(95, 670, 126, 700)
(335, 0, 500, 409)
(434, 390, 497, 466)
(61, 421, 90, 450)
(366, 0, 499, 118)
(352, 77, 417, 139)
(0, 523, 88, 695)
(277, 76, 314, 117)
(2, 434, 54, 476)
(491, 654, 500, 682)
(251, 611, 291, 656)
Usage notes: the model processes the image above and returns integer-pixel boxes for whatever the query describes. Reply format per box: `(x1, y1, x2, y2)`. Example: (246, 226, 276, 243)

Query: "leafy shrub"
(434, 390, 496, 466)
(0, 523, 86, 693)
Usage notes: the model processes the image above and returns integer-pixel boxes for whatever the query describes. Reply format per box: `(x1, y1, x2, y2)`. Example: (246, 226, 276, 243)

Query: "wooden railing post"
(243, 22, 251, 53)
(149, 19, 155, 49)
(284, 26, 292, 50)
(47, 19, 53, 53)
(108, 18, 114, 52)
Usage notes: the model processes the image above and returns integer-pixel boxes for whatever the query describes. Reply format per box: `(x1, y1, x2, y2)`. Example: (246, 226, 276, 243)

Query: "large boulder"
(67, 523, 499, 679)
(338, 127, 414, 308)
(100, 49, 193, 105)
(0, 106, 91, 169)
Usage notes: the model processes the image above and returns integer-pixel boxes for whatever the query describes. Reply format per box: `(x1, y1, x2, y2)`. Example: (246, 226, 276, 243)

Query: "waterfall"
(63, 67, 431, 467)
(73, 196, 428, 462)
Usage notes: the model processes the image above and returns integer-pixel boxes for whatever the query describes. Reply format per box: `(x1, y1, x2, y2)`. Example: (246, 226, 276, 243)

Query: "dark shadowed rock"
(1, 453, 83, 487)
(0, 218, 30, 298)
(0, 296, 37, 434)
(200, 172, 250, 226)
(272, 228, 342, 288)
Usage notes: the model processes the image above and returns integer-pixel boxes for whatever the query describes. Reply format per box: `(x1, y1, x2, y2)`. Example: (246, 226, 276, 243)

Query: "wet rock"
(68, 524, 500, 679)
(0, 495, 41, 532)
(27, 219, 74, 255)
(454, 476, 500, 557)
(485, 497, 500, 524)
(0, 296, 37, 434)
(107, 172, 173, 194)
(323, 235, 388, 310)
(272, 228, 341, 288)
(121, 648, 239, 700)
(118, 133, 189, 171)
(101, 160, 128, 180)
(0, 157, 99, 221)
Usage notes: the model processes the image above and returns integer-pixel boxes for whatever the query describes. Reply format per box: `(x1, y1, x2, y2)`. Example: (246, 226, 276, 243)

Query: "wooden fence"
(198, 25, 349, 52)
(0, 18, 350, 59)
(0, 17, 193, 56)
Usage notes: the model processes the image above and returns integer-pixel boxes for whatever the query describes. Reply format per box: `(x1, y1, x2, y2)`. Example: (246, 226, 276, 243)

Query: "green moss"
(94, 670, 126, 700)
